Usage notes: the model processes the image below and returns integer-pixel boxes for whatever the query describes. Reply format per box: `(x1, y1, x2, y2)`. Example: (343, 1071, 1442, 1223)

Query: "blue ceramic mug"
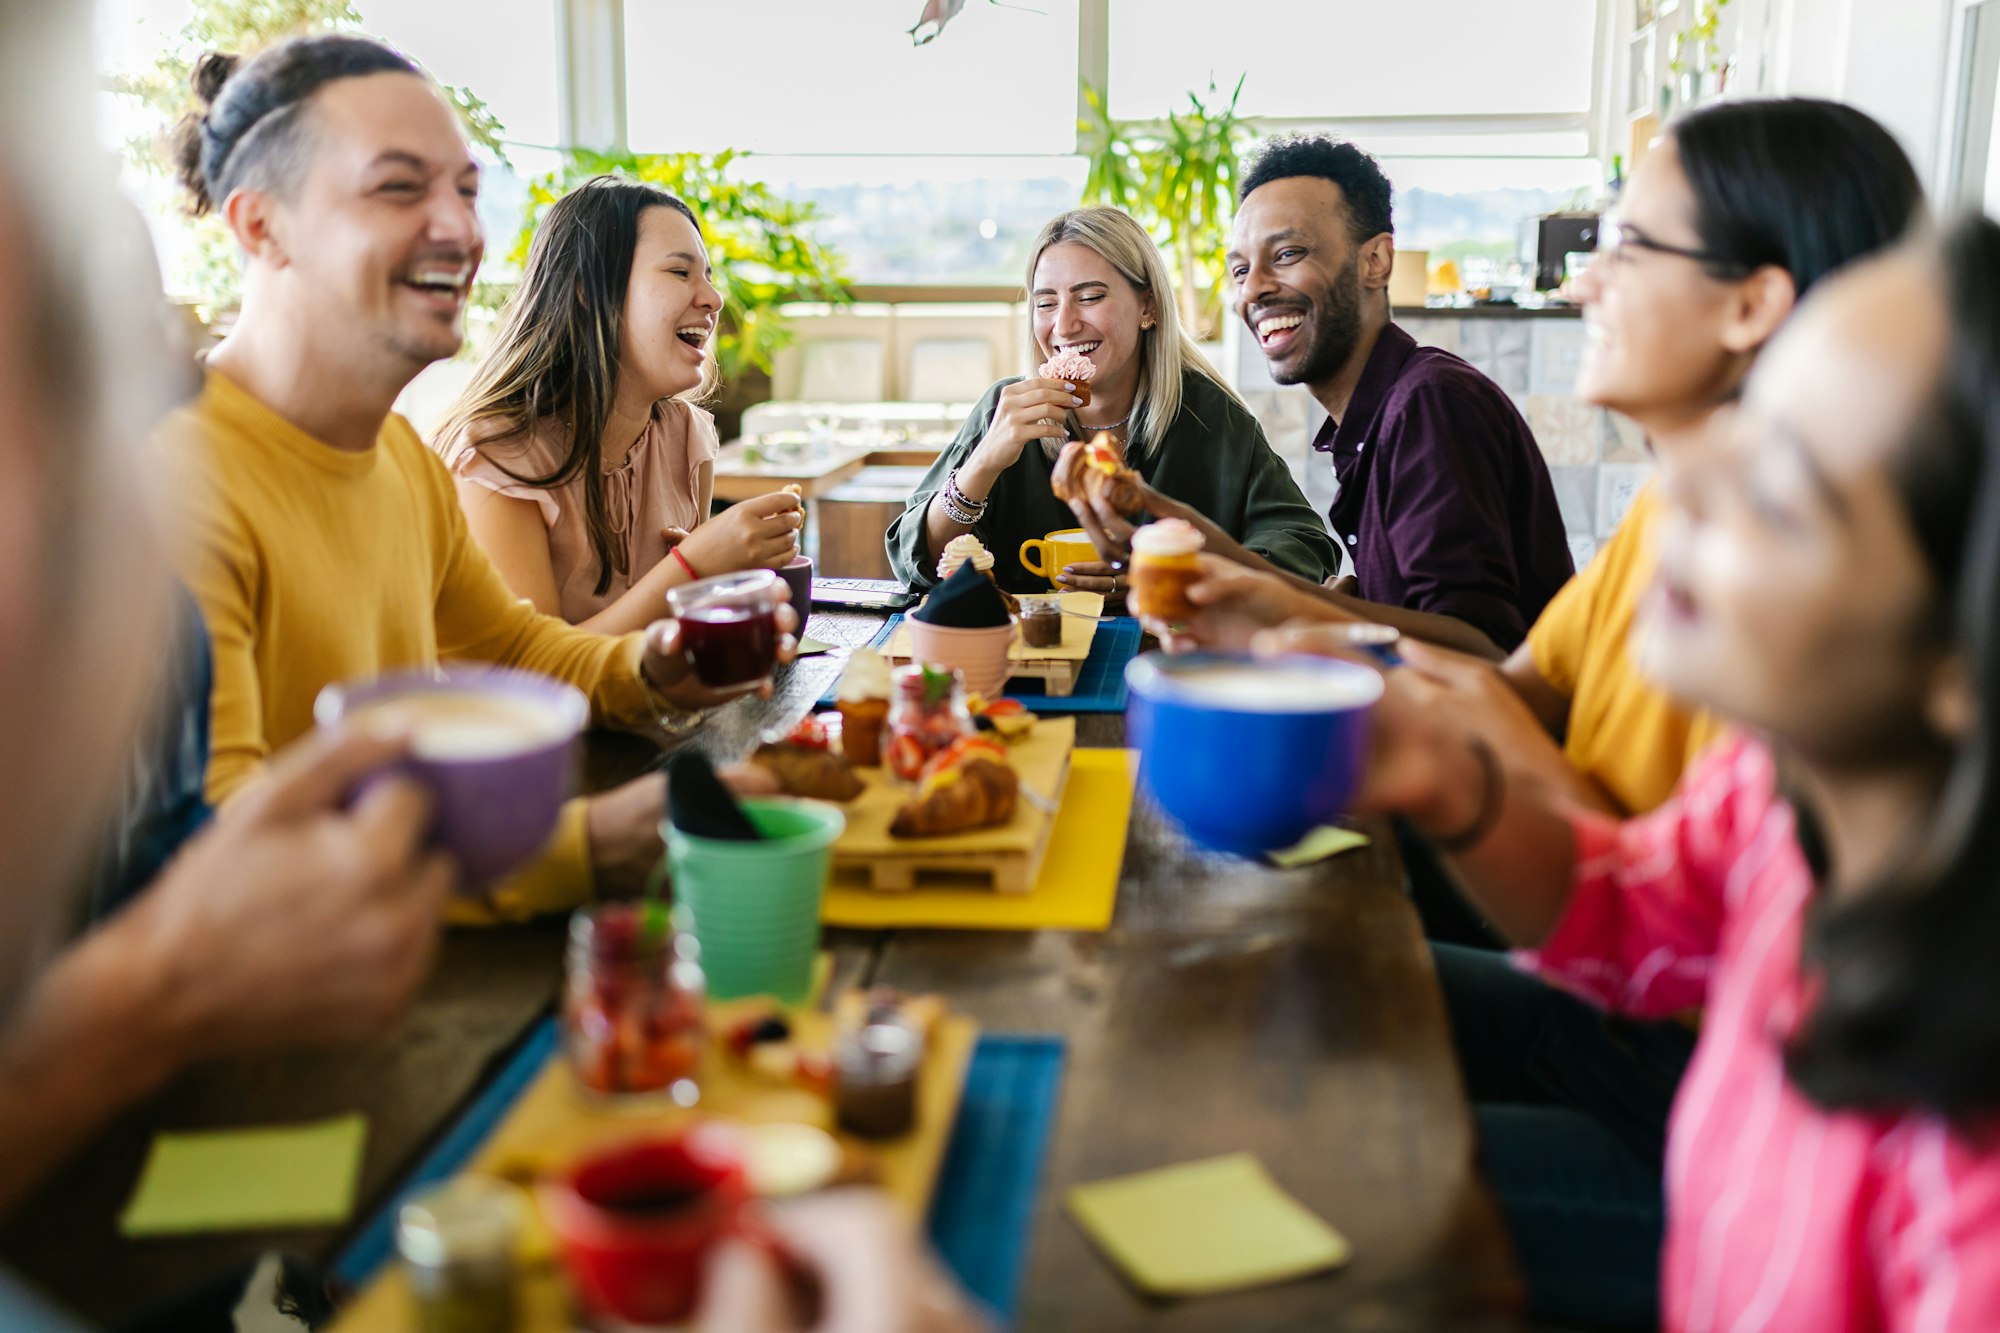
(1125, 652, 1383, 856)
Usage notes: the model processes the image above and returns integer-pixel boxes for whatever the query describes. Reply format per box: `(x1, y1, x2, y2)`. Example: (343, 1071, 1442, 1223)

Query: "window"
(1378, 156, 1601, 281)
(625, 0, 1081, 156)
(1950, 0, 2000, 214)
(93, 0, 561, 298)
(1107, 0, 1599, 121)
(732, 155, 1089, 285)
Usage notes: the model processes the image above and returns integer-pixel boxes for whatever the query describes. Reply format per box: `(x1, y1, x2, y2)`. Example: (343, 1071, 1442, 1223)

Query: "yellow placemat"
(1067, 1152, 1351, 1298)
(1269, 825, 1372, 868)
(833, 718, 1075, 865)
(821, 748, 1134, 931)
(120, 1115, 367, 1237)
(888, 591, 1105, 663)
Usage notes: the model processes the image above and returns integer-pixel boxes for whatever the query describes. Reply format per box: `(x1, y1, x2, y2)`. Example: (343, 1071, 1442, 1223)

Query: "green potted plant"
(1078, 75, 1253, 340)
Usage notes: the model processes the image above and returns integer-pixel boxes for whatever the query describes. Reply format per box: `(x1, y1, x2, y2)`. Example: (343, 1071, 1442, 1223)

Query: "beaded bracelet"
(948, 466, 988, 508)
(942, 470, 989, 525)
(940, 493, 979, 526)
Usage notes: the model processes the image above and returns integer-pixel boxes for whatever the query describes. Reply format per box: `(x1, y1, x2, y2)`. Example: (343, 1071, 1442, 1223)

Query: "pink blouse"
(1520, 736, 2000, 1332)
(440, 399, 718, 624)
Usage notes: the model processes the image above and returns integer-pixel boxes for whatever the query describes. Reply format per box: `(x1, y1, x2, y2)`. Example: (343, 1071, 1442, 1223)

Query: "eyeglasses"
(1596, 217, 1751, 277)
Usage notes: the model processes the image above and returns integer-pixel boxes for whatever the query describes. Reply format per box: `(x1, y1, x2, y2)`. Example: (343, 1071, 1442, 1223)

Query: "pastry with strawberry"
(1051, 433, 1145, 517)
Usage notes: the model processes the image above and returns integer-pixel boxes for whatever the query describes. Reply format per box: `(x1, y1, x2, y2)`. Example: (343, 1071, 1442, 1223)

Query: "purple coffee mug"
(777, 555, 813, 615)
(313, 665, 590, 892)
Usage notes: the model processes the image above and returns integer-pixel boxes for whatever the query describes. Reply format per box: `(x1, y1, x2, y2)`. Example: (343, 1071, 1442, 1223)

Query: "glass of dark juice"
(666, 570, 785, 687)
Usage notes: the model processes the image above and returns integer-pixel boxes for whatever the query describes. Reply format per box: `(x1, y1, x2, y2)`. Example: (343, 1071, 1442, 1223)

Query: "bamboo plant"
(1078, 75, 1253, 340)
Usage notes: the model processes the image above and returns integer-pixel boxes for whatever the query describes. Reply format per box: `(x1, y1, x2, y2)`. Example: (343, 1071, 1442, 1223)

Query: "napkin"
(667, 751, 761, 842)
(1269, 825, 1372, 868)
(912, 558, 1011, 629)
(1066, 1152, 1350, 1297)
(120, 1115, 367, 1236)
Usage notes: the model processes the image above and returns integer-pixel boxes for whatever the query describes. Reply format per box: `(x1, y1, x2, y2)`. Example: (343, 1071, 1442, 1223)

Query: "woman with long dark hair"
(439, 177, 802, 635)
(1266, 212, 2000, 1330)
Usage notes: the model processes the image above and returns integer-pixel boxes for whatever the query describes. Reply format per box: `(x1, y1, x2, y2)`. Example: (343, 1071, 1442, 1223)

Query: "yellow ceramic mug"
(1018, 529, 1098, 591)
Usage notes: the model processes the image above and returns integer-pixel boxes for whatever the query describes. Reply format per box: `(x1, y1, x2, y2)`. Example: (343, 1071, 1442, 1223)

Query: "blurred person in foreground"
(0, 10, 984, 1331)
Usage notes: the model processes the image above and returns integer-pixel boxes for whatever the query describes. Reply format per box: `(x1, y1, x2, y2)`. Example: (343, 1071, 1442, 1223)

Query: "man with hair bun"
(157, 32, 795, 917)
(0, 20, 982, 1331)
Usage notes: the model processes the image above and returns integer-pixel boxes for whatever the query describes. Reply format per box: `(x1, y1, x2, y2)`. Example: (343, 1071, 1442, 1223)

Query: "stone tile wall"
(1227, 312, 1649, 570)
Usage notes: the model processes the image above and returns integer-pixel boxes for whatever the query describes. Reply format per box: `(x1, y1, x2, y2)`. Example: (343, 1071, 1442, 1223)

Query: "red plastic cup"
(539, 1126, 761, 1325)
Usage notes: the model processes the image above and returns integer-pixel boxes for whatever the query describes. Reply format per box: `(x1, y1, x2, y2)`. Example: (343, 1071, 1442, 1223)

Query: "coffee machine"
(1520, 212, 1600, 292)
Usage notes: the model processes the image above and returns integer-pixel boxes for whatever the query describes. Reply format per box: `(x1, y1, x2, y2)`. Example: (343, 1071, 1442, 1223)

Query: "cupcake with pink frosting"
(1038, 347, 1097, 406)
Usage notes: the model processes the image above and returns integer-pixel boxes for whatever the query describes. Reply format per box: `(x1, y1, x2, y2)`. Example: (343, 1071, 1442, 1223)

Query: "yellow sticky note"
(120, 1115, 367, 1236)
(1067, 1152, 1350, 1297)
(1269, 825, 1370, 868)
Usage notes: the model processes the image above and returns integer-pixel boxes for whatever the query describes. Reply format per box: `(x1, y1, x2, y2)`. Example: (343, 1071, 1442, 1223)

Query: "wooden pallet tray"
(830, 716, 1075, 894)
(335, 997, 978, 1330)
(886, 592, 1103, 699)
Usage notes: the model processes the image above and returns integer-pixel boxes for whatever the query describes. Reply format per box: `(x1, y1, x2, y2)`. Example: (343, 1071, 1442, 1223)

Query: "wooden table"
(0, 611, 1522, 1330)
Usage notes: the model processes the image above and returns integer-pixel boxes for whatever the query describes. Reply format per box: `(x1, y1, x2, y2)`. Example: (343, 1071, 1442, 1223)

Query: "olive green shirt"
(886, 370, 1338, 593)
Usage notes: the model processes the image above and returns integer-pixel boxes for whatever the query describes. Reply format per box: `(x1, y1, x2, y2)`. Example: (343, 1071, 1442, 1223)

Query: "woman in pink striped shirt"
(1269, 216, 2000, 1330)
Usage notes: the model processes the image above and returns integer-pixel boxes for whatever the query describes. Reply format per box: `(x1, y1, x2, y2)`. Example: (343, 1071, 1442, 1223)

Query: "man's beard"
(377, 317, 462, 373)
(1272, 261, 1364, 388)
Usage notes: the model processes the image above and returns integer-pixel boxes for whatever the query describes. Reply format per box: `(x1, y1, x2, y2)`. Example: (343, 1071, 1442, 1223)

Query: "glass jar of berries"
(562, 902, 706, 1106)
(883, 664, 974, 782)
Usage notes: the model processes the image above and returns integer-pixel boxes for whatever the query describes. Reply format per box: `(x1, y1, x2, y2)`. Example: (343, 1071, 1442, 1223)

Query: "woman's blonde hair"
(1022, 206, 1244, 457)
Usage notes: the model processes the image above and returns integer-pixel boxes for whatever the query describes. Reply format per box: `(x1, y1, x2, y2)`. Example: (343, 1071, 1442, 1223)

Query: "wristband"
(671, 547, 703, 583)
(1432, 736, 1505, 855)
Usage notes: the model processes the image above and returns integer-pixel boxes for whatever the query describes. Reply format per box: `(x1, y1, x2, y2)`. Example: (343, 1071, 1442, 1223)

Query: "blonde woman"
(438, 177, 802, 635)
(887, 206, 1336, 595)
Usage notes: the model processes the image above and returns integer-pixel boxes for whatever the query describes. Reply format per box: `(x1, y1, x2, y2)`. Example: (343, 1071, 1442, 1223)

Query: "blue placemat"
(331, 1013, 561, 1290)
(814, 615, 1140, 714)
(332, 1025, 1065, 1329)
(927, 1035, 1066, 1325)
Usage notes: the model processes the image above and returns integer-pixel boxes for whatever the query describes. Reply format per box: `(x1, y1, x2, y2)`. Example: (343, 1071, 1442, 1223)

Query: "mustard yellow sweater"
(159, 370, 665, 917)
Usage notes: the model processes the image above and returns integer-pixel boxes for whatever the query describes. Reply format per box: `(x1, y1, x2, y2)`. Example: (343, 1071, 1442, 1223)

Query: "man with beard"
(1223, 135, 1573, 657)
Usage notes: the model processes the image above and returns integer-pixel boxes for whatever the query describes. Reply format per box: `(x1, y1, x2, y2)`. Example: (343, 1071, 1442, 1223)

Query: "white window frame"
(1937, 0, 2000, 206)
(558, 0, 1612, 164)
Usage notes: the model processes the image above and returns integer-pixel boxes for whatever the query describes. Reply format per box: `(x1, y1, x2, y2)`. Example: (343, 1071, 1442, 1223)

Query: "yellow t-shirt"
(159, 369, 667, 917)
(1527, 483, 1726, 815)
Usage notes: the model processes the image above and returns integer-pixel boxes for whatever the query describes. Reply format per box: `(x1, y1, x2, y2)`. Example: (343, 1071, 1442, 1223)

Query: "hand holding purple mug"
(313, 665, 589, 894)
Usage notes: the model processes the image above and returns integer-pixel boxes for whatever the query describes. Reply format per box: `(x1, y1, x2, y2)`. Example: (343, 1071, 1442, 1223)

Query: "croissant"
(1051, 437, 1144, 516)
(889, 755, 1018, 838)
(749, 741, 866, 802)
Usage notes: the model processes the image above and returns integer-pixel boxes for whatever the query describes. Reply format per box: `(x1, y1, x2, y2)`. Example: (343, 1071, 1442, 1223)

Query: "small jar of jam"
(834, 1011, 922, 1139)
(562, 903, 706, 1106)
(1128, 518, 1206, 623)
(884, 664, 973, 782)
(1017, 594, 1064, 649)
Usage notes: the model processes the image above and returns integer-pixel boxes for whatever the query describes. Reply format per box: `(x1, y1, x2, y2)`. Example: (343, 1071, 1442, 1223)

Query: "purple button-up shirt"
(1317, 323, 1573, 651)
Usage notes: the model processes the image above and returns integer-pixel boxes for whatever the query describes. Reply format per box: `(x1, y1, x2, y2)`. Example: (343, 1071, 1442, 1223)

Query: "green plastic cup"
(663, 799, 845, 1003)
